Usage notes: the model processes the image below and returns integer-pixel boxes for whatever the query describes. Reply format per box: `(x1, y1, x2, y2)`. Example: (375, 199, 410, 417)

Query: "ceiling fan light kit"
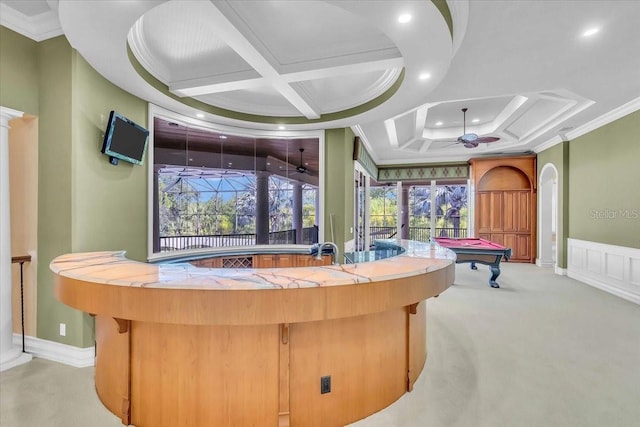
(456, 108, 500, 148)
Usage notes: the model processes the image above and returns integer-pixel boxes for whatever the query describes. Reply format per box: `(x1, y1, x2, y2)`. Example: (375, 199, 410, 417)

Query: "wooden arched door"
(470, 156, 536, 263)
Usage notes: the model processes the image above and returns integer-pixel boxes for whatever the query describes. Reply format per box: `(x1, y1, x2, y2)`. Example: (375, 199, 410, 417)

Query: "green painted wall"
(36, 36, 77, 345)
(324, 128, 355, 253)
(71, 53, 148, 262)
(568, 111, 640, 249)
(537, 141, 569, 268)
(10, 35, 149, 348)
(0, 27, 39, 114)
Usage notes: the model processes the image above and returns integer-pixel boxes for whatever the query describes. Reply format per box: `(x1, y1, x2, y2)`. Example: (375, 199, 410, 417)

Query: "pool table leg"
(488, 265, 501, 288)
(470, 262, 478, 270)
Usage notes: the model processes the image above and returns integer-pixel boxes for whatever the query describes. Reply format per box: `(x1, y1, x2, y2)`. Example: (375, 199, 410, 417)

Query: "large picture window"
(368, 181, 468, 243)
(409, 183, 468, 241)
(151, 113, 321, 253)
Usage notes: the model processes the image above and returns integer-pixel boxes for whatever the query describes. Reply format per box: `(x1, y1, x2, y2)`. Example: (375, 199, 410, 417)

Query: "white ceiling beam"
(170, 70, 265, 97)
(204, 2, 321, 119)
(384, 119, 398, 148)
(414, 106, 429, 139)
(170, 56, 403, 100)
(281, 57, 404, 83)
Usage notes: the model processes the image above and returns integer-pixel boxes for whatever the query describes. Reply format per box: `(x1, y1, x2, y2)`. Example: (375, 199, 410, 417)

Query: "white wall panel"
(567, 238, 640, 305)
(587, 249, 601, 274)
(630, 258, 640, 286)
(605, 253, 624, 281)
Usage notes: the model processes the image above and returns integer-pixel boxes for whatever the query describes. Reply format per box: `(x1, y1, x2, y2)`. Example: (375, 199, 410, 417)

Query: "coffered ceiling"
(2, 0, 639, 165)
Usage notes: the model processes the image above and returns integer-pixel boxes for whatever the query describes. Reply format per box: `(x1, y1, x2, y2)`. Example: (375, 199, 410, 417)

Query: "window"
(369, 184, 397, 238)
(150, 113, 321, 253)
(409, 183, 468, 242)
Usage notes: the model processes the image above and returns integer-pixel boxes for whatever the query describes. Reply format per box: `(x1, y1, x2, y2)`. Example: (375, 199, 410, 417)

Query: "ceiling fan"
(295, 148, 309, 174)
(454, 108, 500, 148)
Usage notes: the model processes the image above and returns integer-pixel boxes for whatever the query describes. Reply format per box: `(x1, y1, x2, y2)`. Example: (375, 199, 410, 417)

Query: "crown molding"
(0, 2, 62, 42)
(534, 135, 563, 154)
(565, 96, 640, 141)
(534, 96, 640, 153)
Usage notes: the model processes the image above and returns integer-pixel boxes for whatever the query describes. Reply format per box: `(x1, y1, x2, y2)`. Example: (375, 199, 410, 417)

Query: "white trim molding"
(0, 2, 63, 42)
(567, 238, 640, 305)
(555, 266, 567, 276)
(535, 96, 640, 153)
(13, 334, 95, 368)
(536, 258, 555, 268)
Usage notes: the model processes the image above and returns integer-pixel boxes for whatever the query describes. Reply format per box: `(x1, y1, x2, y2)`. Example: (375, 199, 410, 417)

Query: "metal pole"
(19, 261, 24, 353)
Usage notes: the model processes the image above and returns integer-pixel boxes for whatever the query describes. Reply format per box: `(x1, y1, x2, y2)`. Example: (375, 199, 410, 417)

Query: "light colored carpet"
(2, 263, 639, 427)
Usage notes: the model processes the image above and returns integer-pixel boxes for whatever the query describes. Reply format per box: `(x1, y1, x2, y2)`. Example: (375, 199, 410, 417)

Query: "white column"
(430, 180, 437, 240)
(0, 106, 32, 372)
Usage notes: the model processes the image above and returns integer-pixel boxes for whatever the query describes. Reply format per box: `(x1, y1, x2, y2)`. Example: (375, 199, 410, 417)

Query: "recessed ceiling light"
(220, 135, 227, 139)
(278, 125, 286, 130)
(582, 27, 600, 37)
(196, 113, 205, 118)
(435, 121, 443, 126)
(472, 118, 480, 123)
(419, 73, 431, 80)
(398, 14, 412, 24)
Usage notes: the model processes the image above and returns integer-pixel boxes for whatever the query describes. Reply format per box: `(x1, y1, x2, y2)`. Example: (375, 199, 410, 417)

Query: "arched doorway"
(537, 163, 558, 268)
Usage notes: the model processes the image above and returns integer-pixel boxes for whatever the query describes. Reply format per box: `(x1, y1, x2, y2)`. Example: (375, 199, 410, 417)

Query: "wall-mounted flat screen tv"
(101, 111, 149, 166)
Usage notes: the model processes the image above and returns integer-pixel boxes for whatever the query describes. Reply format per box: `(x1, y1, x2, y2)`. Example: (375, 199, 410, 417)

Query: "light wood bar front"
(51, 240, 455, 427)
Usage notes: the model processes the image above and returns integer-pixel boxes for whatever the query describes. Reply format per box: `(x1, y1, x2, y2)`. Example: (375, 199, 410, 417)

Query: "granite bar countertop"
(50, 240, 455, 291)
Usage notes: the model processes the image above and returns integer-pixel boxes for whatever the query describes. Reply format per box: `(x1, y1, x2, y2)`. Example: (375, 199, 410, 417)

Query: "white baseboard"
(568, 270, 640, 305)
(555, 266, 567, 276)
(536, 258, 555, 268)
(13, 334, 95, 368)
(567, 238, 640, 305)
(0, 347, 32, 372)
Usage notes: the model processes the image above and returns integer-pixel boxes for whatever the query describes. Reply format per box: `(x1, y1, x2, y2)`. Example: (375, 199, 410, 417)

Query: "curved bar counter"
(51, 240, 455, 427)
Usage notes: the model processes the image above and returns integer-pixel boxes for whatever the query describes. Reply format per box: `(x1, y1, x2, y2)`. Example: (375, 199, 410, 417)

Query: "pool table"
(433, 237, 511, 288)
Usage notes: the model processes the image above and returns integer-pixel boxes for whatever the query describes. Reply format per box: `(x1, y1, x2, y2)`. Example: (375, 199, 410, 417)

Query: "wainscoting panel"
(605, 253, 624, 281)
(568, 238, 640, 305)
(587, 249, 601, 274)
(631, 258, 640, 286)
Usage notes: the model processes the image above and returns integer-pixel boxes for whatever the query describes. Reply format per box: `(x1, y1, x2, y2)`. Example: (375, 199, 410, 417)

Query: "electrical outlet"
(59, 323, 66, 336)
(320, 375, 331, 394)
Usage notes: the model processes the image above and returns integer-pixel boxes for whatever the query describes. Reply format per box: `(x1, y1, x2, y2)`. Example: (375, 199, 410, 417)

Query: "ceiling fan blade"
(476, 136, 500, 143)
(451, 109, 500, 147)
(463, 140, 480, 148)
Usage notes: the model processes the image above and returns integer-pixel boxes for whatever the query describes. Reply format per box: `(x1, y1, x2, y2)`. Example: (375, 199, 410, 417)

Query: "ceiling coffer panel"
(505, 98, 571, 140)
(219, 0, 400, 71)
(138, 1, 254, 84)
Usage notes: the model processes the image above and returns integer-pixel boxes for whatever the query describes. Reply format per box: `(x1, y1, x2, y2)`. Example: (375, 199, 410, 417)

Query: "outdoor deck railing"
(369, 226, 468, 242)
(159, 226, 465, 251)
(159, 227, 319, 251)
